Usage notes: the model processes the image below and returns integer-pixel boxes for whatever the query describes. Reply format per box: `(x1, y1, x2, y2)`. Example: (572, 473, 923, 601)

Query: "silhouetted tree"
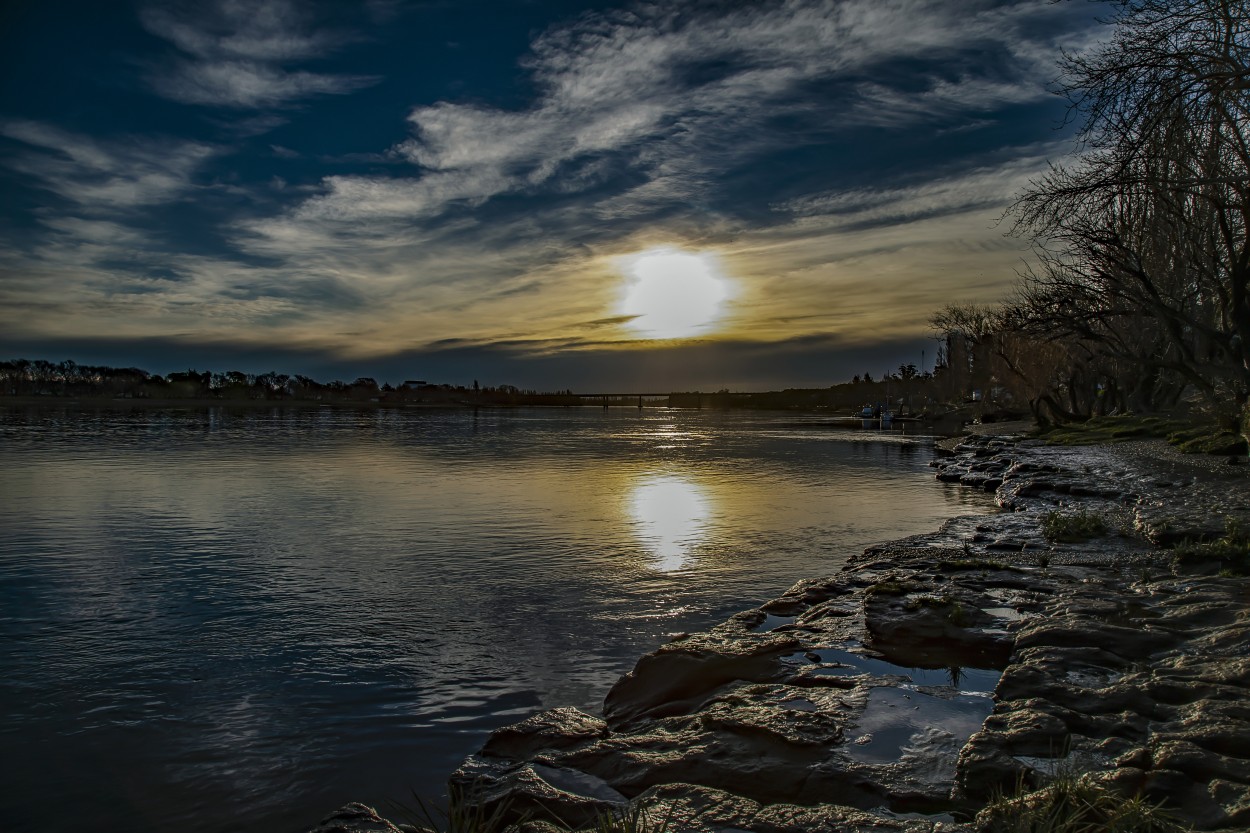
(1010, 0, 1249, 425)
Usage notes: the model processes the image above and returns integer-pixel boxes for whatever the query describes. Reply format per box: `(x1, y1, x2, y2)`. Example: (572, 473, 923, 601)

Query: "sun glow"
(618, 247, 730, 339)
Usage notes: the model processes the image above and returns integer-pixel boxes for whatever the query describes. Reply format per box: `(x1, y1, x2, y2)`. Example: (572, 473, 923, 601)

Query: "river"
(0, 404, 993, 833)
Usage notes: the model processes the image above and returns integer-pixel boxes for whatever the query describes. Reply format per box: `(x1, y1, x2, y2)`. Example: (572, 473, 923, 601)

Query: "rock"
(1013, 619, 1179, 659)
(481, 707, 609, 760)
(633, 783, 974, 833)
(603, 639, 799, 728)
(450, 756, 628, 830)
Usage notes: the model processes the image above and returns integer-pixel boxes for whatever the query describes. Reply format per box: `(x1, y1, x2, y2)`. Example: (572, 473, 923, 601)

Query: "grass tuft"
(392, 791, 676, 833)
(866, 578, 918, 596)
(901, 594, 971, 626)
(977, 768, 1189, 833)
(392, 787, 524, 833)
(938, 558, 1020, 572)
(1041, 510, 1108, 543)
(1171, 517, 1250, 576)
(582, 801, 674, 833)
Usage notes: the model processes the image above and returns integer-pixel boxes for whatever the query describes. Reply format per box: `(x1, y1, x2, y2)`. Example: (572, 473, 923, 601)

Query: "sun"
(618, 247, 730, 339)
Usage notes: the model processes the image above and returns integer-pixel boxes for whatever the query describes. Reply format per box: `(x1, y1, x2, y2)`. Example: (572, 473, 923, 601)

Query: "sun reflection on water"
(628, 473, 712, 572)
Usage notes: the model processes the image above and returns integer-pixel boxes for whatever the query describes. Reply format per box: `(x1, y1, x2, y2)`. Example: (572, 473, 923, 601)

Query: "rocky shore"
(311, 432, 1250, 833)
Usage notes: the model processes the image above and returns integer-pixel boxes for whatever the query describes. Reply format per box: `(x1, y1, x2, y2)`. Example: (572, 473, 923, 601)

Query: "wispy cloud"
(0, 119, 216, 210)
(239, 0, 1087, 241)
(378, 0, 1078, 218)
(774, 143, 1066, 228)
(140, 0, 378, 108)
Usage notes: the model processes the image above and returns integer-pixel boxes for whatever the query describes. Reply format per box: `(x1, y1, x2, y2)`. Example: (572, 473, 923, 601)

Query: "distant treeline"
(0, 358, 550, 406)
(1, 357, 954, 413)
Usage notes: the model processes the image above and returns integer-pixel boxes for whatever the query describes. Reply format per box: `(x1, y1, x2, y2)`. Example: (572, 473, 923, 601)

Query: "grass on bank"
(865, 578, 919, 597)
(1041, 510, 1108, 543)
(1171, 517, 1250, 577)
(1036, 415, 1247, 456)
(902, 594, 972, 626)
(977, 769, 1189, 833)
(393, 789, 523, 833)
(937, 558, 1024, 573)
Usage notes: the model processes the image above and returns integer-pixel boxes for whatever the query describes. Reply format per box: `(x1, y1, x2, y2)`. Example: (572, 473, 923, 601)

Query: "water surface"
(0, 405, 993, 833)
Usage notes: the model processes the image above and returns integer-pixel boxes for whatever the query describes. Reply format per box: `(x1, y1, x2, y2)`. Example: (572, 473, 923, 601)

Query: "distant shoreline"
(0, 395, 968, 422)
(2, 395, 515, 411)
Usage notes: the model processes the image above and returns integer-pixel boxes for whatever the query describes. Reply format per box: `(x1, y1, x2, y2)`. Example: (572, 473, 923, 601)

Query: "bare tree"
(1010, 0, 1250, 423)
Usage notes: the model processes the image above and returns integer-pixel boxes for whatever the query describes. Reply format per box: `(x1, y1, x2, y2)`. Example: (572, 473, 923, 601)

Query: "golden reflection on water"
(628, 473, 713, 572)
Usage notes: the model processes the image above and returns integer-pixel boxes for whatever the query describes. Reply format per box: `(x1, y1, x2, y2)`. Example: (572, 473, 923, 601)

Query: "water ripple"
(0, 406, 993, 833)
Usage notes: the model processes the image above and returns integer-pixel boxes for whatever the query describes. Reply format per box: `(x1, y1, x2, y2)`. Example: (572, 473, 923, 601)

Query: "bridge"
(567, 392, 756, 408)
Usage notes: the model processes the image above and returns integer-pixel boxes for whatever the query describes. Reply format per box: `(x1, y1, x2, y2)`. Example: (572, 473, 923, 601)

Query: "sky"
(0, 0, 1108, 391)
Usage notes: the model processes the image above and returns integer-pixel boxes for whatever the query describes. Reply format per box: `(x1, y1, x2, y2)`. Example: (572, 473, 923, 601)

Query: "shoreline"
(311, 431, 1250, 833)
(0, 396, 974, 431)
(0, 395, 478, 410)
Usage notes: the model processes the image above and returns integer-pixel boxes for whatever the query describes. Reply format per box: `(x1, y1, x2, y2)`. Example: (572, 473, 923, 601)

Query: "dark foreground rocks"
(313, 435, 1250, 833)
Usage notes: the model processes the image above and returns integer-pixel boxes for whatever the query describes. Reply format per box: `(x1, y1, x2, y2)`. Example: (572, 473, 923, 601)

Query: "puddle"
(752, 613, 795, 632)
(847, 686, 993, 763)
(981, 607, 1025, 621)
(778, 697, 818, 712)
(783, 648, 1001, 693)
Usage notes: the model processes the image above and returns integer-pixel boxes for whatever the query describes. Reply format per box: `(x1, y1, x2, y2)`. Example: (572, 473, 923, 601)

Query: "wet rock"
(634, 783, 974, 833)
(555, 718, 838, 807)
(1014, 619, 1179, 659)
(602, 638, 799, 728)
(481, 707, 609, 760)
(954, 566, 1250, 828)
(450, 757, 628, 830)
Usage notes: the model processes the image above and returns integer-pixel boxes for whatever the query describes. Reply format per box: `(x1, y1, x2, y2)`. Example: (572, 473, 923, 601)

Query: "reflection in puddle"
(848, 686, 992, 763)
(629, 474, 711, 572)
(783, 648, 1001, 693)
(781, 644, 1000, 765)
(752, 613, 795, 632)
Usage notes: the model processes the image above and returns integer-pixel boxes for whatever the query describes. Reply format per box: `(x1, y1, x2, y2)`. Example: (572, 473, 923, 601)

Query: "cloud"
(140, 0, 378, 108)
(773, 143, 1066, 229)
(379, 0, 1080, 218)
(0, 119, 216, 210)
(240, 0, 1089, 255)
